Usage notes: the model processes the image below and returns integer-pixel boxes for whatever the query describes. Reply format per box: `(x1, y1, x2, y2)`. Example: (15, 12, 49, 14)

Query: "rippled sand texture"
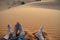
(0, 6, 60, 40)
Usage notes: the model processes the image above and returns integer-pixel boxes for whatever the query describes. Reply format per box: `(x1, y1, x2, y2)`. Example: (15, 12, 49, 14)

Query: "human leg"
(2, 24, 12, 40)
(35, 25, 44, 40)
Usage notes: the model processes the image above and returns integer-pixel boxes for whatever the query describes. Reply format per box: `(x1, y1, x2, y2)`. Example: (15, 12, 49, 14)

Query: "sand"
(0, 5, 60, 40)
(0, 0, 41, 11)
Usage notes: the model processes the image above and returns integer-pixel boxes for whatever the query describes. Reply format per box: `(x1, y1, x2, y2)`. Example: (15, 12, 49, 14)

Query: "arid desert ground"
(0, 1, 60, 40)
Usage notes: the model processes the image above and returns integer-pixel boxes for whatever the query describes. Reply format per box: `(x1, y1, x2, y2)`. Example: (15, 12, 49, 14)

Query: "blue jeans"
(10, 34, 25, 40)
(2, 38, 7, 40)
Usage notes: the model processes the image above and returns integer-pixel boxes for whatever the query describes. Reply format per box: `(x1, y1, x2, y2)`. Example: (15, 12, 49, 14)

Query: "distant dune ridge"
(0, 0, 60, 11)
(0, 0, 24, 11)
(25, 0, 60, 10)
(0, 0, 41, 11)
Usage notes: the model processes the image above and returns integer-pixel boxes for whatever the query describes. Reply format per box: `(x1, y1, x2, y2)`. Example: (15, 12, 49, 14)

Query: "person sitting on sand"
(2, 22, 25, 40)
(2, 22, 47, 40)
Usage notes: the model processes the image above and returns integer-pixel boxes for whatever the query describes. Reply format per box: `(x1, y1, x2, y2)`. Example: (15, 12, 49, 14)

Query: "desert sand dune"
(0, 0, 41, 11)
(0, 5, 60, 40)
(0, 0, 60, 40)
(0, 0, 60, 11)
(25, 1, 60, 10)
(0, 0, 25, 11)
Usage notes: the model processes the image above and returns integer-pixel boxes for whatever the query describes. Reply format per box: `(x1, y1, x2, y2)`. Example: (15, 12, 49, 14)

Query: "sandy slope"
(0, 0, 41, 11)
(25, 1, 60, 10)
(0, 0, 24, 11)
(0, 0, 60, 40)
(0, 4, 60, 40)
(0, 0, 60, 11)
